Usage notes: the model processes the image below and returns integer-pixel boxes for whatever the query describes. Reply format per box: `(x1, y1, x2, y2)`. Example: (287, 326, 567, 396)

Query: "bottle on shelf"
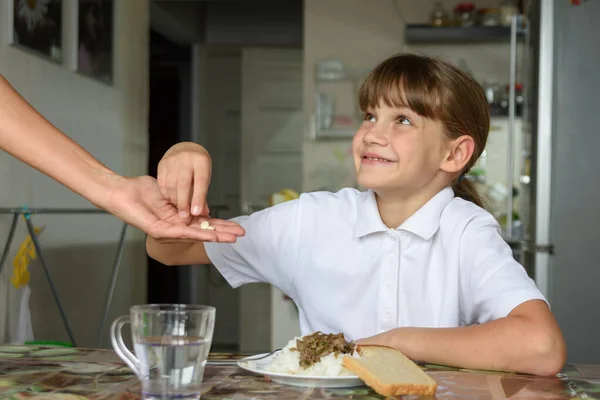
(453, 3, 477, 27)
(499, 0, 519, 26)
(429, 2, 450, 27)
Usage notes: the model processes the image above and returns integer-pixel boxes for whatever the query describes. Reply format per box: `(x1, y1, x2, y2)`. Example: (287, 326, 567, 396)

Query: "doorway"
(146, 29, 193, 304)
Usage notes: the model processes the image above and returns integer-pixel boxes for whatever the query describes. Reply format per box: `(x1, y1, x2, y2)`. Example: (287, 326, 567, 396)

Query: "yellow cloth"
(11, 222, 44, 289)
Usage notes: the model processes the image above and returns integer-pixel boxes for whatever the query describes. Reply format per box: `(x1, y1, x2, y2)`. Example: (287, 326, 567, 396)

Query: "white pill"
(200, 221, 215, 230)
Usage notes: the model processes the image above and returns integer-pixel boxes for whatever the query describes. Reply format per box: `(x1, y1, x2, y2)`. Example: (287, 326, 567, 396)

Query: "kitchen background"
(0, 0, 598, 366)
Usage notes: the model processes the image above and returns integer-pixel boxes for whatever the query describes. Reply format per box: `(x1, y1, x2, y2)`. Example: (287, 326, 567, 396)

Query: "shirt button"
(386, 281, 394, 289)
(389, 235, 398, 241)
(384, 311, 393, 320)
(388, 254, 395, 263)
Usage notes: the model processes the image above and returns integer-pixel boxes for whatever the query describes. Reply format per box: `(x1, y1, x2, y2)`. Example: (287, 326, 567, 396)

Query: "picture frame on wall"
(13, 0, 63, 62)
(77, 0, 114, 84)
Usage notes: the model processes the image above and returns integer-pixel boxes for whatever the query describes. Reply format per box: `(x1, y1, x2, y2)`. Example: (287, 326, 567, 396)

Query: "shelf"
(313, 127, 356, 140)
(405, 24, 527, 44)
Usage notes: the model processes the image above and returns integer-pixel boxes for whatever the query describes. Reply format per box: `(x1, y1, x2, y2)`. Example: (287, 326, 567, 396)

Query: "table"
(0, 345, 599, 399)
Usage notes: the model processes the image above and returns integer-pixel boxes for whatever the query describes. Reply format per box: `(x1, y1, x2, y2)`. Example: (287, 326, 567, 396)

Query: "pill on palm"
(200, 221, 215, 230)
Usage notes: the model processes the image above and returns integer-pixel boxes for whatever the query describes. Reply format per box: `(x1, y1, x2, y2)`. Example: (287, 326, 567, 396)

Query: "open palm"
(105, 175, 245, 242)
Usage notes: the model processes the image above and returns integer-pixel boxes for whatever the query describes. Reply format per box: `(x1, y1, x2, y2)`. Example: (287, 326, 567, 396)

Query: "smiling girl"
(146, 54, 566, 376)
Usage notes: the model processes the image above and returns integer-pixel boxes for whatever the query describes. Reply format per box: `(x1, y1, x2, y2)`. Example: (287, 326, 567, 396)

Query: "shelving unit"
(312, 125, 357, 140)
(313, 72, 361, 140)
(405, 24, 527, 44)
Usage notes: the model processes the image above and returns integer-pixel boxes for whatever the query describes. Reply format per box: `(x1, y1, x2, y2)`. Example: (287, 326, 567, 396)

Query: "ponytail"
(452, 178, 484, 208)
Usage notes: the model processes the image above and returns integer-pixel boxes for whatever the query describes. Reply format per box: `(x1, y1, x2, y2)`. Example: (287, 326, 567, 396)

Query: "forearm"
(0, 75, 117, 208)
(146, 236, 209, 266)
(362, 316, 565, 376)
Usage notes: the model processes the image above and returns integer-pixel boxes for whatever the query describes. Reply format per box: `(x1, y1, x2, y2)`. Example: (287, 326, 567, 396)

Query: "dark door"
(147, 30, 193, 304)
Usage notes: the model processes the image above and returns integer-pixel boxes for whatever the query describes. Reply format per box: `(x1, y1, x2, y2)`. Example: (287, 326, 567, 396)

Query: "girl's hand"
(158, 142, 212, 218)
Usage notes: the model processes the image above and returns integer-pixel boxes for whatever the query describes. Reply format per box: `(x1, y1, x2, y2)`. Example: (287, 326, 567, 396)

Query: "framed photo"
(77, 0, 114, 84)
(13, 0, 63, 61)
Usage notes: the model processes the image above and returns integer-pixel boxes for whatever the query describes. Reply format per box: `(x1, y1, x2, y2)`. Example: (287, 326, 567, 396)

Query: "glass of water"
(111, 304, 216, 400)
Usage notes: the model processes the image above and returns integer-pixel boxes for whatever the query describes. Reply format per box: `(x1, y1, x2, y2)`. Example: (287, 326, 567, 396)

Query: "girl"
(146, 54, 566, 376)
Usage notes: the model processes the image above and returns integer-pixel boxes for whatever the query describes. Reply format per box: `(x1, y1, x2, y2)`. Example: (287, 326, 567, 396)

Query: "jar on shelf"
(430, 1, 450, 27)
(499, 0, 519, 26)
(515, 83, 524, 116)
(498, 83, 524, 116)
(315, 59, 346, 81)
(477, 8, 502, 26)
(453, 3, 476, 27)
(482, 80, 502, 116)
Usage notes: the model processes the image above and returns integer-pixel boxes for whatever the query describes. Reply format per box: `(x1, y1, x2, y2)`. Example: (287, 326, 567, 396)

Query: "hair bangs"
(358, 58, 444, 120)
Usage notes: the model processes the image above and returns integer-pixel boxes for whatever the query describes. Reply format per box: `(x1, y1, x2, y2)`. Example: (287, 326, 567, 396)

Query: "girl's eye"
(363, 113, 376, 123)
(397, 116, 412, 125)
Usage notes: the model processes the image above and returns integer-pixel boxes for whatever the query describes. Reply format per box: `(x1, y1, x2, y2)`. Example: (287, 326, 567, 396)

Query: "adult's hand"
(104, 175, 244, 242)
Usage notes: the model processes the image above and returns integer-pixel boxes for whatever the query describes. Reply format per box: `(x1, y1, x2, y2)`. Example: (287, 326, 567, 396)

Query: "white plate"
(237, 352, 365, 388)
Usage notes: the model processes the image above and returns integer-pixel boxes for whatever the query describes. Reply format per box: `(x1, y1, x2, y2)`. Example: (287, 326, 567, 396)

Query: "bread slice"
(342, 345, 437, 396)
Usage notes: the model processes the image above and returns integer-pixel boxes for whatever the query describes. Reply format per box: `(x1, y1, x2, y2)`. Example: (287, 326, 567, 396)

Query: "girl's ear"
(440, 135, 475, 173)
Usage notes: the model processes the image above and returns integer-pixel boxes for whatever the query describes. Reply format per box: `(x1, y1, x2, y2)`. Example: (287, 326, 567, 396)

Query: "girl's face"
(352, 103, 452, 197)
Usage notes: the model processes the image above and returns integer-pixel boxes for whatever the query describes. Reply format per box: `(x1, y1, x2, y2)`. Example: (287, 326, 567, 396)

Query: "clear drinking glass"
(111, 304, 216, 400)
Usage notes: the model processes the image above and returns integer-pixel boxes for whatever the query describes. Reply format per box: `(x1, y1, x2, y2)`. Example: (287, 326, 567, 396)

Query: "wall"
(302, 0, 520, 193)
(0, 0, 149, 348)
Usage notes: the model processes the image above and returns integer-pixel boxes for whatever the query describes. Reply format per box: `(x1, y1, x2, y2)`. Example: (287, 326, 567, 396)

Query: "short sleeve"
(459, 212, 548, 325)
(204, 198, 303, 295)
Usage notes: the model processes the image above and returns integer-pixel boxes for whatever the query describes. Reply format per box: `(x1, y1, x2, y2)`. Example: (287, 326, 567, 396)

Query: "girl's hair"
(358, 53, 489, 208)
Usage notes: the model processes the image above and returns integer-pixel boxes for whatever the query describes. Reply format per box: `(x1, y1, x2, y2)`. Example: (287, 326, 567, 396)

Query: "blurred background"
(0, 0, 599, 365)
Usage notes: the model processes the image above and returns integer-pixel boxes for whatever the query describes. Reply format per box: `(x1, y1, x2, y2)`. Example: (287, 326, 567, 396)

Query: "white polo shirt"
(205, 187, 546, 341)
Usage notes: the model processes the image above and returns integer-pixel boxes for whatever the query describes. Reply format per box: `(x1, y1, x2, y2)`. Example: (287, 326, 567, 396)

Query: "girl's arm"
(357, 299, 566, 376)
(146, 237, 211, 266)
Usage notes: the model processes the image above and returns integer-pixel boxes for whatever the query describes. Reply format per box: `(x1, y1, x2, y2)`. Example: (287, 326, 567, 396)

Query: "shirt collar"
(353, 190, 389, 238)
(353, 187, 455, 240)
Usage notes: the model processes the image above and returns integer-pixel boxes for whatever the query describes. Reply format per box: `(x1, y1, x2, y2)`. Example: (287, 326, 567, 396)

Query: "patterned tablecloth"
(0, 345, 599, 399)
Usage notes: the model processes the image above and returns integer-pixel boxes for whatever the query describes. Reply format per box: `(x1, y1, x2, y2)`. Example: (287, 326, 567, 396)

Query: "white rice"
(251, 336, 361, 376)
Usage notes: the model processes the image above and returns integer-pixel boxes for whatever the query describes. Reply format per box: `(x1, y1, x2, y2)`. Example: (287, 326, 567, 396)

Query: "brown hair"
(358, 53, 489, 208)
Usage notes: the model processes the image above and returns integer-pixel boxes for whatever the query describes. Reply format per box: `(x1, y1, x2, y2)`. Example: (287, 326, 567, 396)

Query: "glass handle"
(110, 315, 141, 378)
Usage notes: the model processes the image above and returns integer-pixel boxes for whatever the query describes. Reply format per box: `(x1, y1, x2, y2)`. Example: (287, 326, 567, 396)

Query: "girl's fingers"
(176, 170, 193, 217)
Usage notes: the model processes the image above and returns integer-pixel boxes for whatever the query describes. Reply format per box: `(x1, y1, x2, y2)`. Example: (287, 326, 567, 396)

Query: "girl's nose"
(362, 124, 388, 146)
